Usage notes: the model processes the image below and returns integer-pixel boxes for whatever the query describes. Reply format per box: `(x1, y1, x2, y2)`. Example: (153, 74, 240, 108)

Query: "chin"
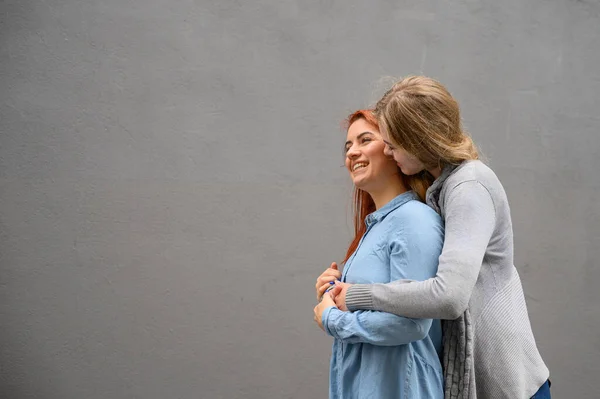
(352, 179, 368, 190)
(353, 180, 374, 192)
(401, 168, 418, 176)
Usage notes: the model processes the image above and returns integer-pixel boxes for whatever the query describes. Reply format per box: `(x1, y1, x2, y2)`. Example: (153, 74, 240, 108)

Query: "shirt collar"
(365, 191, 419, 227)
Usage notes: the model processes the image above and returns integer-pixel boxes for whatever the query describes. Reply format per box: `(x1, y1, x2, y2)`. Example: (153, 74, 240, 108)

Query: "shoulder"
(442, 160, 505, 201)
(389, 198, 442, 224)
(386, 200, 444, 262)
(386, 199, 444, 238)
(445, 160, 499, 188)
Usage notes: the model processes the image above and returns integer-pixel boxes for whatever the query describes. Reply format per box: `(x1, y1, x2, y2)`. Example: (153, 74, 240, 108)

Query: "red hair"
(342, 110, 378, 263)
(342, 110, 433, 263)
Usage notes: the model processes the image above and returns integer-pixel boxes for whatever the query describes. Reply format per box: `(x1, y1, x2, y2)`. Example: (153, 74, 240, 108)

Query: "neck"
(367, 178, 408, 210)
(429, 166, 442, 179)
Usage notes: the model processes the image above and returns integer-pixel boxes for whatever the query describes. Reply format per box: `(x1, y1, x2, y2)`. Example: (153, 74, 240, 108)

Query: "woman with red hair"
(313, 110, 444, 399)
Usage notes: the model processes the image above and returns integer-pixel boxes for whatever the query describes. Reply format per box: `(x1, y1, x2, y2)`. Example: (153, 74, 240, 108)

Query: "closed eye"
(344, 132, 375, 153)
(383, 140, 395, 151)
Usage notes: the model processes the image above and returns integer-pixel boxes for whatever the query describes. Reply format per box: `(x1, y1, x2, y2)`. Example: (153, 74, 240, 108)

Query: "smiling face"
(344, 118, 399, 192)
(380, 126, 427, 176)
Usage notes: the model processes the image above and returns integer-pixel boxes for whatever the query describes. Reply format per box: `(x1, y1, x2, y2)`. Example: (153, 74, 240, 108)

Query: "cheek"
(376, 156, 399, 173)
(391, 151, 404, 164)
(344, 157, 351, 171)
(408, 154, 424, 169)
(365, 143, 387, 161)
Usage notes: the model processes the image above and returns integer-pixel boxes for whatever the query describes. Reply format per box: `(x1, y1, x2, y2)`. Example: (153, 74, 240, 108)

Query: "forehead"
(346, 118, 380, 140)
(378, 124, 390, 140)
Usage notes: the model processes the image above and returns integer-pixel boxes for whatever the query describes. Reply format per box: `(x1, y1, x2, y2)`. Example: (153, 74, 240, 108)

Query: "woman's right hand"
(315, 262, 342, 301)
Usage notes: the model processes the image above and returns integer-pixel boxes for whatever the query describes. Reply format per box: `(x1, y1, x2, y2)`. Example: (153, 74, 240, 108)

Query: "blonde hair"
(374, 76, 479, 170)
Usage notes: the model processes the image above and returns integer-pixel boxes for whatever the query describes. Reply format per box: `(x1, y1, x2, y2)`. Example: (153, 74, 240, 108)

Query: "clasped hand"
(313, 262, 352, 331)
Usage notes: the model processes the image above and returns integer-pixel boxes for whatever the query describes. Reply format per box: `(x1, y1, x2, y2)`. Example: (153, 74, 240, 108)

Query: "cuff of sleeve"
(346, 284, 375, 311)
(321, 306, 337, 337)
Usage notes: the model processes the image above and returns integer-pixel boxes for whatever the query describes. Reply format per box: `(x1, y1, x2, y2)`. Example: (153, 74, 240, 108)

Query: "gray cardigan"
(346, 160, 549, 399)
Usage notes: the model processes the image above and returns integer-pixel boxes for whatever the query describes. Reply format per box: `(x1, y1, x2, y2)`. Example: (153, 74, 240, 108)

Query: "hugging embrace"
(313, 76, 550, 399)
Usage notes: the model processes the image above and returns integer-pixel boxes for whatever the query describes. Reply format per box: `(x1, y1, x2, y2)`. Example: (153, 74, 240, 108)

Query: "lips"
(352, 162, 368, 172)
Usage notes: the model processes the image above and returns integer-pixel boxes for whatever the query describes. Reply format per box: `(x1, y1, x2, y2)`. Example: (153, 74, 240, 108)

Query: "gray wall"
(1, 1, 599, 398)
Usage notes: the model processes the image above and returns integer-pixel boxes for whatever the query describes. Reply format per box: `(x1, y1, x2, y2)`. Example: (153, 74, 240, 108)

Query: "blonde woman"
(329, 77, 550, 399)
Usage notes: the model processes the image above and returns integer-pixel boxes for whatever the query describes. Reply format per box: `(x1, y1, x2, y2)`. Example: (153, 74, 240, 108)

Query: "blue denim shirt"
(322, 191, 444, 399)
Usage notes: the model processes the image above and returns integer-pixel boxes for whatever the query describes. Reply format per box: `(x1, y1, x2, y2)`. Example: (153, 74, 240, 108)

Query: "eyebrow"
(344, 131, 375, 149)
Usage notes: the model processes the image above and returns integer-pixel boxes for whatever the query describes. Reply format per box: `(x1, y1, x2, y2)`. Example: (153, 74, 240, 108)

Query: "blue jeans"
(531, 380, 551, 399)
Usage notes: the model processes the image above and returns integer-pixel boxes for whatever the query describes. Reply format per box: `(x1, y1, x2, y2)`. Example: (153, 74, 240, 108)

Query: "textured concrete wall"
(1, 1, 599, 398)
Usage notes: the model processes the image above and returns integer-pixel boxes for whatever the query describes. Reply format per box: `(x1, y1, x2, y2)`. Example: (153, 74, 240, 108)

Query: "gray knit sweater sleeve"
(346, 180, 496, 319)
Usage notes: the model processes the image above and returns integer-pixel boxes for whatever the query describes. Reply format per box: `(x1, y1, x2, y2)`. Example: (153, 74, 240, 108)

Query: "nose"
(346, 146, 360, 160)
(383, 144, 392, 157)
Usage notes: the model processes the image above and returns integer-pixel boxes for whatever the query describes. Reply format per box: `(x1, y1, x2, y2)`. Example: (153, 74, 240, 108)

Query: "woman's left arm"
(320, 306, 432, 346)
